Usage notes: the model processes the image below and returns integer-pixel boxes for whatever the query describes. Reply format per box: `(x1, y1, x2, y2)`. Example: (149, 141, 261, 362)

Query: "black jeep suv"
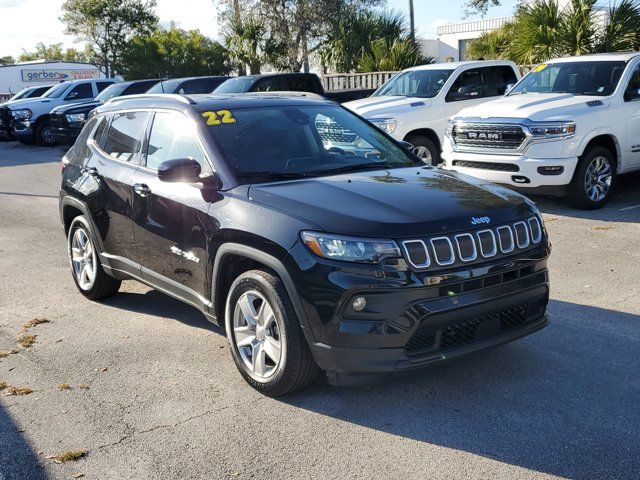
(59, 93, 550, 396)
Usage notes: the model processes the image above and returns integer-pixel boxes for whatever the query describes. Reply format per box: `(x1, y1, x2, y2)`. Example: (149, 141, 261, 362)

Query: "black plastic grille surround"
(401, 217, 544, 271)
(0, 107, 11, 128)
(452, 160, 520, 172)
(405, 296, 547, 356)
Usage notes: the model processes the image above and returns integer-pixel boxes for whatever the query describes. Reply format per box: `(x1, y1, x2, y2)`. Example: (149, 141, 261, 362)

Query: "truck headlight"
(370, 118, 397, 135)
(11, 109, 32, 121)
(301, 231, 400, 264)
(528, 121, 576, 139)
(65, 113, 86, 123)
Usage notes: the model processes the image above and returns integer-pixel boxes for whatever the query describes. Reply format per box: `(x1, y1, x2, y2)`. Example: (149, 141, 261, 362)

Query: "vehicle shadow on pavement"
(0, 142, 67, 168)
(0, 403, 48, 479)
(284, 299, 640, 480)
(531, 171, 640, 223)
(103, 290, 222, 333)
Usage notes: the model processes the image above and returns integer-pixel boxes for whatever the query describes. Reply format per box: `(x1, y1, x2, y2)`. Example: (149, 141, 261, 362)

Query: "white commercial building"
(422, 0, 609, 62)
(0, 60, 104, 97)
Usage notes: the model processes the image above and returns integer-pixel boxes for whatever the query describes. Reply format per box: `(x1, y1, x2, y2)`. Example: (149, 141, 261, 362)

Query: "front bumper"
(289, 243, 550, 380)
(12, 121, 34, 138)
(441, 139, 578, 191)
(51, 114, 82, 145)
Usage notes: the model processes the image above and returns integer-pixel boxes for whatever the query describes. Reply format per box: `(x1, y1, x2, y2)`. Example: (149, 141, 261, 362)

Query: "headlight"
(301, 231, 400, 263)
(370, 118, 397, 135)
(528, 121, 575, 139)
(66, 113, 86, 123)
(11, 109, 32, 121)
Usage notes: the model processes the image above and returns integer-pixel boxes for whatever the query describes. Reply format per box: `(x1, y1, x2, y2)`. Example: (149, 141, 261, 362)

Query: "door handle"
(133, 183, 151, 197)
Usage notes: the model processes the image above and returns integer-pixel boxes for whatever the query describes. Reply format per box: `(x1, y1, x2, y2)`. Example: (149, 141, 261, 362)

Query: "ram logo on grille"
(465, 132, 502, 140)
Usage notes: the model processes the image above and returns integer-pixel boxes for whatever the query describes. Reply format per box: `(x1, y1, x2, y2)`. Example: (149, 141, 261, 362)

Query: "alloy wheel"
(584, 156, 612, 202)
(41, 126, 55, 145)
(70, 228, 97, 291)
(414, 145, 433, 163)
(232, 290, 282, 379)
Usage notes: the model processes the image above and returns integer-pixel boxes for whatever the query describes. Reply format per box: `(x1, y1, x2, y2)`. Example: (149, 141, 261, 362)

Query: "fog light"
(512, 175, 531, 184)
(537, 166, 564, 176)
(352, 296, 367, 311)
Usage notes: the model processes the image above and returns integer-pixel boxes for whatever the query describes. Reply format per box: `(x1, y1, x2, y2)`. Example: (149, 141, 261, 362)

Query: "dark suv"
(59, 93, 550, 396)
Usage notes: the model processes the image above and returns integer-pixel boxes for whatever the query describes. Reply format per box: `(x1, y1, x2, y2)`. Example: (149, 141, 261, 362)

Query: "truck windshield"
(42, 83, 70, 98)
(213, 77, 255, 93)
(146, 79, 182, 94)
(374, 69, 453, 98)
(205, 104, 420, 183)
(95, 83, 127, 102)
(510, 61, 626, 96)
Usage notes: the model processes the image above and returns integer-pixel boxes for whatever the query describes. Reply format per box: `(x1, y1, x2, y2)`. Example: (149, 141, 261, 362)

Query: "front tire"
(225, 270, 318, 396)
(67, 216, 121, 300)
(35, 119, 57, 147)
(407, 135, 440, 166)
(567, 146, 616, 209)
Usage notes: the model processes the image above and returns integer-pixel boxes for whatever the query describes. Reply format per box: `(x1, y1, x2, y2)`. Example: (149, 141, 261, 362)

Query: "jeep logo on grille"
(471, 216, 491, 225)
(466, 132, 502, 140)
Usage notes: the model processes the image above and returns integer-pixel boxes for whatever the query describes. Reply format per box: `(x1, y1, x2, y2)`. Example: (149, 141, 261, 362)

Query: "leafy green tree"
(0, 56, 15, 66)
(466, 23, 515, 60)
(61, 0, 158, 77)
(595, 0, 640, 52)
(358, 37, 432, 72)
(223, 15, 279, 75)
(116, 25, 230, 79)
(464, 0, 502, 17)
(18, 42, 90, 63)
(321, 9, 405, 72)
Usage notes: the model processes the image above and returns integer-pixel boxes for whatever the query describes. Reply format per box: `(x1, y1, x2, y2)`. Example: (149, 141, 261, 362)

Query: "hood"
(248, 167, 533, 238)
(51, 100, 101, 115)
(456, 93, 609, 122)
(1, 97, 49, 110)
(344, 95, 432, 118)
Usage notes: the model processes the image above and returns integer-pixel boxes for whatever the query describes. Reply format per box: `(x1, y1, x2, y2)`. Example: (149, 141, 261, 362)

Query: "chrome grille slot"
(452, 123, 527, 152)
(513, 221, 530, 249)
(430, 237, 455, 266)
(476, 229, 497, 258)
(454, 233, 477, 262)
(497, 226, 515, 253)
(401, 240, 430, 269)
(528, 217, 542, 243)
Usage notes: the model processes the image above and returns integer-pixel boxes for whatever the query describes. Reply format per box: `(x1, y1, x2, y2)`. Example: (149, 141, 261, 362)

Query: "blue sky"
(0, 0, 518, 58)
(388, 0, 517, 36)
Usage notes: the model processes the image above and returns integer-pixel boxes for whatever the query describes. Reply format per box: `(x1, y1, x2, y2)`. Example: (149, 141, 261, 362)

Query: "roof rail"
(104, 93, 194, 105)
(242, 91, 326, 100)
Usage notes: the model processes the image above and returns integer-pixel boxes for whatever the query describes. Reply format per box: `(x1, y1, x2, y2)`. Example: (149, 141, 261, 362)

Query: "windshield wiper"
(236, 171, 310, 180)
(318, 162, 389, 175)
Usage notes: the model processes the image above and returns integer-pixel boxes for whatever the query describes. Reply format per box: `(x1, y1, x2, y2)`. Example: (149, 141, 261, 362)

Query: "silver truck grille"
(401, 217, 543, 270)
(452, 124, 527, 151)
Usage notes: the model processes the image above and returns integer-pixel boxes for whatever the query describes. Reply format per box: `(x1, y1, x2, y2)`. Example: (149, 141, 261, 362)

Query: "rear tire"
(407, 135, 440, 166)
(567, 146, 616, 210)
(225, 270, 318, 396)
(67, 216, 121, 300)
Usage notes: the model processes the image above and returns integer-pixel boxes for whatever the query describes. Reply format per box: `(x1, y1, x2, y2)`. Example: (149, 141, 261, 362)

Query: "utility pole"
(409, 0, 415, 43)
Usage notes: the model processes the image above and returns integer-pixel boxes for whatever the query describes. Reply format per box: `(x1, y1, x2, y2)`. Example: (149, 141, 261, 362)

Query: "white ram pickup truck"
(442, 52, 640, 209)
(344, 60, 520, 165)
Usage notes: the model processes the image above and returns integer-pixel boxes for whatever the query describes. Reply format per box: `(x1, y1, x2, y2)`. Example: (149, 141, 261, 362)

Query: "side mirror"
(505, 83, 515, 94)
(158, 158, 203, 183)
(65, 91, 79, 100)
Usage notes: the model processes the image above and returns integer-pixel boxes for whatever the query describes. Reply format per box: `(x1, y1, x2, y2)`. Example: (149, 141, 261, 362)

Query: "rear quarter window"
(66, 117, 99, 165)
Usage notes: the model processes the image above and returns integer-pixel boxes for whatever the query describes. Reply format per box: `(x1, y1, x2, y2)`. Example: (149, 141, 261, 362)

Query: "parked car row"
(346, 52, 640, 209)
(0, 72, 368, 147)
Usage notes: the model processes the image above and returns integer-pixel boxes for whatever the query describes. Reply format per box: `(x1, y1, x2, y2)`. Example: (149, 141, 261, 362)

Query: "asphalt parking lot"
(0, 141, 639, 480)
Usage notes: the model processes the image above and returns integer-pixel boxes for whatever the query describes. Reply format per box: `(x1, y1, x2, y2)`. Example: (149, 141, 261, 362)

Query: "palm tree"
(595, 0, 640, 52)
(223, 16, 274, 75)
(358, 38, 433, 72)
(466, 22, 515, 60)
(509, 0, 563, 64)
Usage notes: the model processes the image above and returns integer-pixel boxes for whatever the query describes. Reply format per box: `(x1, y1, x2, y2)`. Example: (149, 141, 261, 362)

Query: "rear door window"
(96, 81, 114, 93)
(492, 66, 518, 95)
(251, 77, 288, 92)
(102, 112, 151, 162)
(286, 75, 319, 93)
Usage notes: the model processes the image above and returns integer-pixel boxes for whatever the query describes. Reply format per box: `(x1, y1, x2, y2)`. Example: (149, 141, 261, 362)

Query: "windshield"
(95, 83, 127, 102)
(11, 88, 32, 100)
(213, 77, 255, 93)
(374, 69, 454, 98)
(42, 82, 70, 98)
(510, 61, 626, 96)
(146, 79, 182, 94)
(205, 105, 420, 183)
